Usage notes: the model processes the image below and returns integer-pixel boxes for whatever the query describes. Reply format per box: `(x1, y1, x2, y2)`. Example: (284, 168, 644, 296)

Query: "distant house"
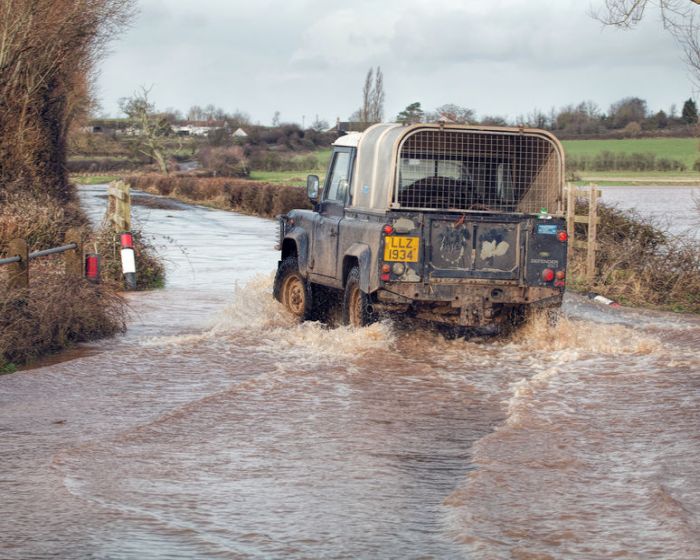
(83, 119, 129, 135)
(172, 120, 228, 137)
(232, 127, 248, 138)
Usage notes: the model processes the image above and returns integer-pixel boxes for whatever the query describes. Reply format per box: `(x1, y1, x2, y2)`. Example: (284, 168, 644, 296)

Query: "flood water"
(1, 186, 699, 559)
(599, 186, 699, 237)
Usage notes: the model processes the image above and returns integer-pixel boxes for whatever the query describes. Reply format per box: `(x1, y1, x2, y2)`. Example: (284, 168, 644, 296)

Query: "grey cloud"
(97, 0, 692, 124)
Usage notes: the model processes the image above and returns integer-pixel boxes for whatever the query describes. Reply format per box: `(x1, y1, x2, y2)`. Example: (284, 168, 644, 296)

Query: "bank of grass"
(72, 174, 122, 185)
(248, 171, 321, 187)
(568, 201, 700, 312)
(249, 148, 330, 186)
(0, 193, 127, 369)
(573, 174, 700, 187)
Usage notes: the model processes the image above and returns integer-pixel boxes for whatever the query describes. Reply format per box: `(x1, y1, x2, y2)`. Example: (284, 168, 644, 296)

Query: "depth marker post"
(119, 232, 137, 290)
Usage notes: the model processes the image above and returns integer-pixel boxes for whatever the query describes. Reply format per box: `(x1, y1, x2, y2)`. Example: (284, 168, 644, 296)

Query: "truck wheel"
(342, 266, 375, 328)
(274, 257, 312, 320)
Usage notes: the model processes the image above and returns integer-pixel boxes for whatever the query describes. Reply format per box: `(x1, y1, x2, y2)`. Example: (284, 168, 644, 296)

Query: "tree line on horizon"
(94, 94, 698, 140)
(391, 97, 698, 137)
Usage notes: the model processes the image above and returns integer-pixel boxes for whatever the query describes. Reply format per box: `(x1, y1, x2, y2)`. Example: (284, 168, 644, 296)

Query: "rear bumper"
(375, 281, 563, 327)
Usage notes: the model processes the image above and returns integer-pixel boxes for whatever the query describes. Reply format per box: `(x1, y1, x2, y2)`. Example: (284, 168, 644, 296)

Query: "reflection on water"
(0, 185, 698, 559)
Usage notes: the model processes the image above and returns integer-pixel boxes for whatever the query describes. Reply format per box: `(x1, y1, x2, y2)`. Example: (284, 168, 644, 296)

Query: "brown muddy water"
(1, 186, 699, 559)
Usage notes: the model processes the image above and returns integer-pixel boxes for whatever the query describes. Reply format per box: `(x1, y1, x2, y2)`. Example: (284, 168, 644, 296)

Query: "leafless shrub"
(0, 272, 126, 366)
(0, 193, 87, 254)
(198, 146, 249, 177)
(0, 0, 136, 201)
(571, 201, 700, 312)
(127, 175, 312, 217)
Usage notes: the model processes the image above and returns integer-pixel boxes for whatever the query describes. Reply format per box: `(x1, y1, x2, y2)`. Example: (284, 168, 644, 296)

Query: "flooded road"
(1, 186, 699, 559)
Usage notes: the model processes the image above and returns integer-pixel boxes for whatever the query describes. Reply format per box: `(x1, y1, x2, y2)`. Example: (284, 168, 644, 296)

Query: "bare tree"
(369, 67, 385, 122)
(119, 87, 174, 175)
(187, 105, 205, 121)
(311, 115, 329, 132)
(426, 103, 475, 124)
(593, 1, 700, 83)
(357, 66, 385, 123)
(361, 68, 374, 123)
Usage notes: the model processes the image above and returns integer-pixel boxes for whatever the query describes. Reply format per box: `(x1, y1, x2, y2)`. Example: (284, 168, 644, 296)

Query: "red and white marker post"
(120, 232, 137, 290)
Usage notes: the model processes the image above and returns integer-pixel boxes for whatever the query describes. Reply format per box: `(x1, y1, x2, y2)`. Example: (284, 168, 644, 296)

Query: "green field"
(562, 137, 699, 170)
(249, 148, 331, 186)
(71, 138, 700, 188)
(72, 174, 122, 185)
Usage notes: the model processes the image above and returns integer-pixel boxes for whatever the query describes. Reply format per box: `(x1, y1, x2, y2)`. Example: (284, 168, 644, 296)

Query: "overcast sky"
(97, 0, 695, 125)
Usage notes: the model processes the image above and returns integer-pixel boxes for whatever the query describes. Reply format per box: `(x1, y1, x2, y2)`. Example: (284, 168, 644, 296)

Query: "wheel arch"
(343, 243, 372, 293)
(281, 230, 309, 276)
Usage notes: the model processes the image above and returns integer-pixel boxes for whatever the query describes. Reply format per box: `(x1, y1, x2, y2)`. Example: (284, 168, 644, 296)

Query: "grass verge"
(72, 174, 122, 185)
(1, 189, 164, 370)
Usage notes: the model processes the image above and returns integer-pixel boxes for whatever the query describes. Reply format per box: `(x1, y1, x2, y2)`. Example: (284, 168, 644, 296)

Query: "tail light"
(557, 230, 568, 242)
(381, 264, 391, 273)
(542, 268, 555, 282)
(383, 224, 394, 235)
(556, 270, 566, 280)
(380, 273, 391, 282)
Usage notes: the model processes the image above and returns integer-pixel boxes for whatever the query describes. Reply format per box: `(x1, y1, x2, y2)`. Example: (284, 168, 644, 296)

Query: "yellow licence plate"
(384, 236, 420, 262)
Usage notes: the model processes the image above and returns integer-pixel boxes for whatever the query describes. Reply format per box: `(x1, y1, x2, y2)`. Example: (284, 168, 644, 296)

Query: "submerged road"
(1, 185, 699, 559)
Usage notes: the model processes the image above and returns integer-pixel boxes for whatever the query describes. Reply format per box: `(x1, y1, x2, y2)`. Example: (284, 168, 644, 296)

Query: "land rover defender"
(273, 123, 567, 329)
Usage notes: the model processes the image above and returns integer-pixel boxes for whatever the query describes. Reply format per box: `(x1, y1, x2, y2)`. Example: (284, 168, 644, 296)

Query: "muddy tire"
(273, 257, 312, 321)
(342, 266, 375, 328)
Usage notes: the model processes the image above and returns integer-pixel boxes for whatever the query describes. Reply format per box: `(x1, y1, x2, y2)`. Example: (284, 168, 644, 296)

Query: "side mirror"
(307, 174, 320, 202)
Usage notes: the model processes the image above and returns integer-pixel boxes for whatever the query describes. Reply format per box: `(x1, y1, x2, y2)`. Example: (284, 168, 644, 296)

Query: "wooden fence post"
(566, 184, 601, 283)
(586, 185, 599, 282)
(107, 180, 131, 232)
(7, 239, 28, 290)
(566, 183, 576, 266)
(64, 228, 83, 279)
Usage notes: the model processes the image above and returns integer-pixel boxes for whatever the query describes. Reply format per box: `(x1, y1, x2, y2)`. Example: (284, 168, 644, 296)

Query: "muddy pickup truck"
(274, 123, 567, 330)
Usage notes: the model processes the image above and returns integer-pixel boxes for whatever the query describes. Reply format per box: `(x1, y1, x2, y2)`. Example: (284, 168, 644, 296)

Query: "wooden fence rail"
(566, 183, 601, 282)
(2, 182, 132, 292)
(0, 228, 83, 290)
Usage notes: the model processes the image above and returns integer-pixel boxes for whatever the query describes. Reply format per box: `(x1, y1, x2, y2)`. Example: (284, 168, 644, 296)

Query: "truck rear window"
(395, 129, 561, 214)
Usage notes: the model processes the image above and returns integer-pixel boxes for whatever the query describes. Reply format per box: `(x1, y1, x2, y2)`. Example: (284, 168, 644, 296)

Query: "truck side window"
(324, 151, 352, 203)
